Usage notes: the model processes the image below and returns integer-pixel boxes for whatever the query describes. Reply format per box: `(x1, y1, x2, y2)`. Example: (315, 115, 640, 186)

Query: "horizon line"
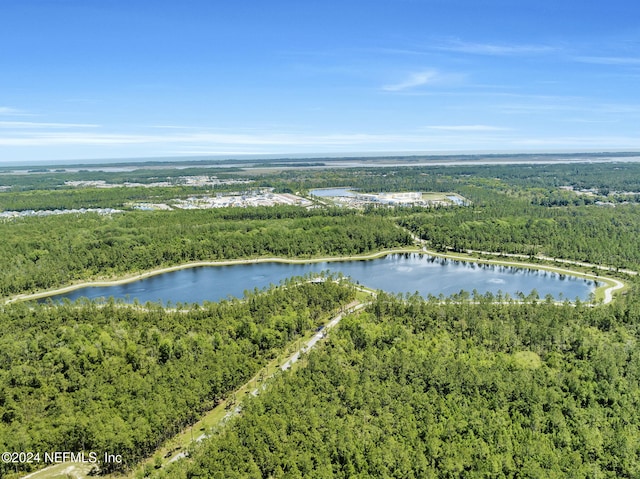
(2, 149, 640, 168)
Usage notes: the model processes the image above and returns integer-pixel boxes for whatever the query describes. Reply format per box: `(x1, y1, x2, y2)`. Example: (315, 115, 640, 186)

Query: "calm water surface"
(309, 188, 355, 197)
(43, 254, 596, 305)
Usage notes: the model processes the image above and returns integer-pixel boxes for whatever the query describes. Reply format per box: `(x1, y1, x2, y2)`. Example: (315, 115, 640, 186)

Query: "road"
(406, 224, 631, 305)
(280, 300, 365, 371)
(167, 299, 366, 465)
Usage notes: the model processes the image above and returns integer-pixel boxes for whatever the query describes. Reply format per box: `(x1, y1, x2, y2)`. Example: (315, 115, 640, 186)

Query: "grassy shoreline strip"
(420, 248, 625, 304)
(4, 249, 421, 304)
(5, 246, 626, 305)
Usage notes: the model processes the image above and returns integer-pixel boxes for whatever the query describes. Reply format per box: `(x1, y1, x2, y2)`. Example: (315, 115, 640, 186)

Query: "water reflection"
(41, 253, 596, 305)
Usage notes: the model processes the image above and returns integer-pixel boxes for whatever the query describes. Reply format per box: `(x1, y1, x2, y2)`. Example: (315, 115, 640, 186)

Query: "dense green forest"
(3, 160, 640, 478)
(266, 160, 640, 198)
(159, 289, 640, 478)
(0, 207, 412, 297)
(0, 279, 355, 476)
(397, 200, 640, 268)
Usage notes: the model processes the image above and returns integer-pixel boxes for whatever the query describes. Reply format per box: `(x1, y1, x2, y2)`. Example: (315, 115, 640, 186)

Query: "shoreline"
(4, 249, 418, 304)
(5, 247, 626, 305)
(423, 249, 625, 304)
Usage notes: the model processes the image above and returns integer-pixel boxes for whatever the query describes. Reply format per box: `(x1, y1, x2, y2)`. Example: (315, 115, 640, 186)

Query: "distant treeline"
(0, 166, 245, 192)
(0, 184, 249, 211)
(7, 161, 640, 209)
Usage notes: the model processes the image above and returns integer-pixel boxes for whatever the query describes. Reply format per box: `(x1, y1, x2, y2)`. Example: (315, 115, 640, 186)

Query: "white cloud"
(426, 125, 510, 132)
(0, 133, 152, 146)
(435, 40, 556, 56)
(0, 121, 99, 129)
(0, 130, 455, 148)
(494, 96, 640, 116)
(0, 107, 27, 116)
(168, 149, 273, 156)
(0, 131, 390, 147)
(573, 56, 640, 66)
(149, 125, 202, 130)
(4, 123, 639, 160)
(512, 135, 640, 148)
(382, 70, 440, 92)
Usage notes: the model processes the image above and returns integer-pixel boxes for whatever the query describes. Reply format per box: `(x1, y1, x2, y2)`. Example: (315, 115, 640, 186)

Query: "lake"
(309, 188, 356, 197)
(41, 253, 597, 305)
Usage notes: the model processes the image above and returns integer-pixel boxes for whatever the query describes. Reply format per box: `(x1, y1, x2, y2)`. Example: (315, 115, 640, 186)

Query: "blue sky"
(1, 0, 640, 164)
